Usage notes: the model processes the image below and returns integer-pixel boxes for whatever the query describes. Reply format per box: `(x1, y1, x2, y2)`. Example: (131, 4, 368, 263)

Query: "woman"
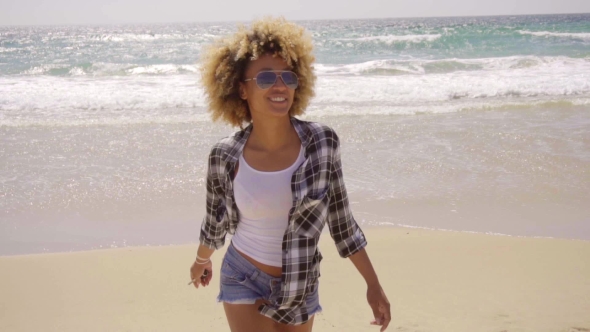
(189, 17, 391, 332)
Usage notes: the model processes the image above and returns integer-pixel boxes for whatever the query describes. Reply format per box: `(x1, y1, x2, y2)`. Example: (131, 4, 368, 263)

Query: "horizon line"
(1, 11, 589, 28)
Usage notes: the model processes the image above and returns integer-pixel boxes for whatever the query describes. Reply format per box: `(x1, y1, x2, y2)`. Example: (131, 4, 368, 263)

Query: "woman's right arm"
(190, 146, 228, 288)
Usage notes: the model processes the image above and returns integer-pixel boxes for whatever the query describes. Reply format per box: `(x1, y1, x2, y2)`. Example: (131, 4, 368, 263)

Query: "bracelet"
(194, 259, 210, 265)
(196, 254, 210, 262)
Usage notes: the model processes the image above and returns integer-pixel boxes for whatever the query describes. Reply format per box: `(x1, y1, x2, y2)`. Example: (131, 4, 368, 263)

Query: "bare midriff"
(234, 246, 282, 278)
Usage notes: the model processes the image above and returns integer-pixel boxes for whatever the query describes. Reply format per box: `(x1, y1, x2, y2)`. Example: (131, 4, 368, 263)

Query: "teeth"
(270, 97, 286, 102)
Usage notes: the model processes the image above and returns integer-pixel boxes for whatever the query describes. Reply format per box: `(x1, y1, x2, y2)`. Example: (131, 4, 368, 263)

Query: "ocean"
(1, 14, 589, 255)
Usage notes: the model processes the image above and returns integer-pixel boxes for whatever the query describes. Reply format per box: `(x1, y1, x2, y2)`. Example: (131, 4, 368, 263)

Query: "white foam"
(3, 56, 590, 126)
(308, 55, 590, 116)
(0, 75, 208, 127)
(335, 34, 442, 44)
(19, 63, 201, 77)
(313, 56, 590, 104)
(68, 67, 86, 76)
(519, 30, 590, 40)
(22, 65, 59, 75)
(315, 60, 425, 75)
(126, 64, 199, 75)
(87, 33, 208, 42)
(315, 55, 590, 76)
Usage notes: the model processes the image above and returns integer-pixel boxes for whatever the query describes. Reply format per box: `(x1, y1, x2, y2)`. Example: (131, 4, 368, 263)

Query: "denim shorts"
(217, 242, 322, 317)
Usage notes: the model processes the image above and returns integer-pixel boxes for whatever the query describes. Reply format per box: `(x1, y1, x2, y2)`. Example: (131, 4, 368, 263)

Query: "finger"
(204, 269, 213, 285)
(200, 273, 207, 287)
(370, 308, 383, 326)
(380, 318, 389, 332)
(189, 265, 198, 280)
(373, 311, 385, 328)
(192, 278, 201, 289)
(189, 272, 196, 287)
(380, 304, 391, 331)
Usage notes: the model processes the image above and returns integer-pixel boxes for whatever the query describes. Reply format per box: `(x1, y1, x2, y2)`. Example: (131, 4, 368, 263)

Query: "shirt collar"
(222, 117, 312, 163)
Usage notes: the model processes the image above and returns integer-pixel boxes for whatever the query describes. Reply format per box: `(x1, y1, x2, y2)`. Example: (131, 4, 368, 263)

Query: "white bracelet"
(196, 255, 210, 262)
(194, 259, 210, 265)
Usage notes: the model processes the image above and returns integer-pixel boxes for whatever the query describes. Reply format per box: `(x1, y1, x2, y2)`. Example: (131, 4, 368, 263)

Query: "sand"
(1, 228, 589, 332)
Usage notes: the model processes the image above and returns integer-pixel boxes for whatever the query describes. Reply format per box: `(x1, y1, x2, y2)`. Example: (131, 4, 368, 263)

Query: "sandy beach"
(2, 227, 589, 332)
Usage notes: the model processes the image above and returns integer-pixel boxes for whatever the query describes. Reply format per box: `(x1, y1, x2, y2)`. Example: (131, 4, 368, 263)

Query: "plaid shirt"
(199, 117, 367, 325)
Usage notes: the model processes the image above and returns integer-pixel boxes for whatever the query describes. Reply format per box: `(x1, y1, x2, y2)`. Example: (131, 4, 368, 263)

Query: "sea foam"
(314, 56, 590, 76)
(519, 30, 590, 40)
(335, 34, 442, 44)
(2, 55, 589, 126)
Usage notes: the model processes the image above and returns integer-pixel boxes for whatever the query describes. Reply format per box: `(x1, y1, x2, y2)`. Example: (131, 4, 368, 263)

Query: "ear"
(238, 82, 247, 100)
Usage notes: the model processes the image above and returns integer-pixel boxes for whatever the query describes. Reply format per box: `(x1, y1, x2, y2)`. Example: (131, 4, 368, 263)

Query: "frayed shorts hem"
(217, 295, 323, 317)
(216, 295, 260, 305)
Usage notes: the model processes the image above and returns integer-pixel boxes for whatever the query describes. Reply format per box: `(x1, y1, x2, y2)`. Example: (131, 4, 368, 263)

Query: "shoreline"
(2, 227, 590, 332)
(3, 223, 590, 258)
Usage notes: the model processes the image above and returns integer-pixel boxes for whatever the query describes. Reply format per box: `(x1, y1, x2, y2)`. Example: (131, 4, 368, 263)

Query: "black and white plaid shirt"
(199, 117, 367, 325)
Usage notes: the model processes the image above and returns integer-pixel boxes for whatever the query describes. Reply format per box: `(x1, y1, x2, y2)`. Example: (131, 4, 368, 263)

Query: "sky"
(1, 0, 589, 25)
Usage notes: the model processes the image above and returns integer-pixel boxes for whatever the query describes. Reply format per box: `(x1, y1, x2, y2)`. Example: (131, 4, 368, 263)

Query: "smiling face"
(239, 54, 296, 121)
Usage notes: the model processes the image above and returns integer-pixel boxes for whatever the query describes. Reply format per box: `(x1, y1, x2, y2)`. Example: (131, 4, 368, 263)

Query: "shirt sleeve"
(199, 146, 228, 250)
(327, 132, 368, 257)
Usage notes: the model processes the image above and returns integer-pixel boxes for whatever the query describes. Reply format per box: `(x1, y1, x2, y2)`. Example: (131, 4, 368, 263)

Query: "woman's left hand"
(367, 284, 391, 331)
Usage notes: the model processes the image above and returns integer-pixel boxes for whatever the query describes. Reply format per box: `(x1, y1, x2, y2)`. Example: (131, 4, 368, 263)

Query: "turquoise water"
(1, 14, 589, 124)
(2, 14, 589, 74)
(310, 14, 590, 63)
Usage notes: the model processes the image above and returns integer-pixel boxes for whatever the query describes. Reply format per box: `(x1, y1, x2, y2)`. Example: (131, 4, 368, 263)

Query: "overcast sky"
(1, 0, 589, 25)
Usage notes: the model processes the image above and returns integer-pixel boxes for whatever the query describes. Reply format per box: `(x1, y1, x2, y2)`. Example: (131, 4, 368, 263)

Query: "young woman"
(189, 17, 391, 332)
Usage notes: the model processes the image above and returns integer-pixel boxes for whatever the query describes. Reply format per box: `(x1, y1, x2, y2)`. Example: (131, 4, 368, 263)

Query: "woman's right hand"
(189, 259, 213, 289)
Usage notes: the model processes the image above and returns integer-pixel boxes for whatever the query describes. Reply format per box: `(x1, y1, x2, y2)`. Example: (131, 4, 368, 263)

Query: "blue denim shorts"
(217, 243, 322, 316)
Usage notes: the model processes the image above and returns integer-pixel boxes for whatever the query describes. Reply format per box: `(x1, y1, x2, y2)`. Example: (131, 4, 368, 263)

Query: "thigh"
(275, 315, 315, 332)
(223, 299, 276, 332)
(224, 301, 316, 332)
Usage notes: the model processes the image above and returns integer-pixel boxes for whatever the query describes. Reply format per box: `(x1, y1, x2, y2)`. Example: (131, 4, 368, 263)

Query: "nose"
(271, 75, 288, 90)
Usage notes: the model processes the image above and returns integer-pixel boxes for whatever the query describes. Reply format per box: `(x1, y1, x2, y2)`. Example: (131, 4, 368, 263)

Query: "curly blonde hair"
(200, 17, 316, 127)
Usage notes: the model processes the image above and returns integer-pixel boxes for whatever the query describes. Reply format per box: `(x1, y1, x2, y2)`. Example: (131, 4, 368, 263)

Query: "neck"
(248, 116, 297, 152)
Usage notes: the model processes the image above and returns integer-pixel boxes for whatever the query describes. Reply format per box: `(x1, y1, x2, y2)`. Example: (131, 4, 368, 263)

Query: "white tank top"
(231, 145, 305, 267)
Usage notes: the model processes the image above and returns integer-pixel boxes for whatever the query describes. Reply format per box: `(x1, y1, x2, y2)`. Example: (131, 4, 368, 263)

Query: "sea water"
(1, 14, 589, 254)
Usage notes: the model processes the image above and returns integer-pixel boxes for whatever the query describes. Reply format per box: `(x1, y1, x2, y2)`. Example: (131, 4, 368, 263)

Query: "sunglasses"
(243, 70, 299, 90)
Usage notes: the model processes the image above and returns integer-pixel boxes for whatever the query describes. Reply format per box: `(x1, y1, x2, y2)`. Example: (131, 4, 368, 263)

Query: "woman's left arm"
(325, 129, 391, 330)
(348, 248, 391, 332)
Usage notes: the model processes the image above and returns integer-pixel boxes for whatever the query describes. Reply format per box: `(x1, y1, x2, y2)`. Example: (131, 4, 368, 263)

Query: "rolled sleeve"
(327, 134, 367, 258)
(198, 147, 228, 250)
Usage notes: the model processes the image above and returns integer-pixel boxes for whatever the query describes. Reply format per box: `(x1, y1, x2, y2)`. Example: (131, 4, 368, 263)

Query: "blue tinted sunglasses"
(243, 70, 299, 90)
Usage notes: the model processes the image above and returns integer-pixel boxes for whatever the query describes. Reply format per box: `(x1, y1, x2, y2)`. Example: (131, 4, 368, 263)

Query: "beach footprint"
(492, 312, 516, 331)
